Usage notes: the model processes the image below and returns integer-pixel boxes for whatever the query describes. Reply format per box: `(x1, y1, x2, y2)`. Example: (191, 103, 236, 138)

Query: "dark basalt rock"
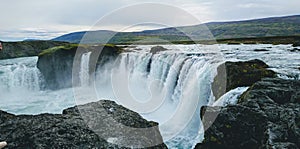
(239, 78, 300, 104)
(37, 44, 122, 90)
(150, 46, 168, 54)
(212, 59, 276, 100)
(196, 78, 300, 149)
(0, 100, 167, 149)
(289, 48, 300, 52)
(254, 49, 269, 52)
(198, 105, 268, 149)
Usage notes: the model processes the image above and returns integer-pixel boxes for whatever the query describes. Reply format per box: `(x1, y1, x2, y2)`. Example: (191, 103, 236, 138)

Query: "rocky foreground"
(0, 100, 167, 148)
(197, 78, 300, 148)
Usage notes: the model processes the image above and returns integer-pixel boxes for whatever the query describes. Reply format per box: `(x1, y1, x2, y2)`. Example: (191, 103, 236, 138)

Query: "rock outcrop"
(0, 41, 68, 60)
(0, 100, 167, 149)
(37, 44, 122, 90)
(150, 46, 168, 54)
(196, 78, 300, 149)
(212, 59, 276, 99)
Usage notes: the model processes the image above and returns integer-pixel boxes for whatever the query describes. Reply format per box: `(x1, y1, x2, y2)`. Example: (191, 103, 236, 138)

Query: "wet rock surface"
(0, 100, 167, 149)
(290, 48, 300, 52)
(254, 49, 269, 52)
(197, 78, 300, 149)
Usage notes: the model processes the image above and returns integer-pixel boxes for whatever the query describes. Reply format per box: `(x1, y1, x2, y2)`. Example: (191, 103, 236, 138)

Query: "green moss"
(39, 43, 123, 57)
(39, 44, 80, 56)
(210, 136, 218, 142)
(102, 44, 123, 54)
(102, 43, 116, 48)
(225, 124, 232, 128)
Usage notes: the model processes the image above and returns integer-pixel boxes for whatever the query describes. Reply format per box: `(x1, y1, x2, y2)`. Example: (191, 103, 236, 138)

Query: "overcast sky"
(1, 0, 299, 41)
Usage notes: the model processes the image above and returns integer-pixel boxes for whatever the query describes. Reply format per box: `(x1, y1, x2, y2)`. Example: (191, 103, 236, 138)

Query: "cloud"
(0, 0, 299, 41)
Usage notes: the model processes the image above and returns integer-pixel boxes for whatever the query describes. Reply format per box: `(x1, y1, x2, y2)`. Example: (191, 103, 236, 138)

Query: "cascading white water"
(79, 52, 92, 86)
(213, 87, 249, 107)
(0, 52, 94, 115)
(0, 57, 42, 91)
(93, 45, 224, 148)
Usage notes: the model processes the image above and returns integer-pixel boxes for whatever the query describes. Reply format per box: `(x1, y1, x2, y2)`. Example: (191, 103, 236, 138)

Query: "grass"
(38, 43, 123, 56)
(39, 44, 79, 56)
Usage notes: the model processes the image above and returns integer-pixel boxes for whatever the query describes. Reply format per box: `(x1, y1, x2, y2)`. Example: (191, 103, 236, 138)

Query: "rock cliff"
(37, 44, 122, 90)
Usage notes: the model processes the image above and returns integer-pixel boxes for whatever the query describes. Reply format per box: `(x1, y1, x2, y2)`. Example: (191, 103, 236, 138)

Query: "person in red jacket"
(0, 42, 2, 51)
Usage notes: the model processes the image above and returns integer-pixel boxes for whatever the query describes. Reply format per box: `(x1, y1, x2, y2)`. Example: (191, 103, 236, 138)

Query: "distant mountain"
(180, 15, 300, 39)
(53, 30, 116, 43)
(52, 15, 300, 44)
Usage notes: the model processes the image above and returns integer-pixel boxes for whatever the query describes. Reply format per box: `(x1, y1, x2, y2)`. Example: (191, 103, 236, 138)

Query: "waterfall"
(213, 87, 249, 107)
(0, 57, 42, 91)
(1, 44, 299, 148)
(0, 57, 78, 115)
(79, 52, 92, 86)
(93, 45, 224, 148)
(0, 46, 224, 148)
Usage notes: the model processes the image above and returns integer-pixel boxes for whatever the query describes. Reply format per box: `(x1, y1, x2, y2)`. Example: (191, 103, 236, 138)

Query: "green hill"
(52, 15, 300, 44)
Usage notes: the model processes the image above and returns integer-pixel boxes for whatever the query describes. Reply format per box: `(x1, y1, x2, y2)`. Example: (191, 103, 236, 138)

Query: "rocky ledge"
(197, 78, 300, 149)
(0, 100, 167, 149)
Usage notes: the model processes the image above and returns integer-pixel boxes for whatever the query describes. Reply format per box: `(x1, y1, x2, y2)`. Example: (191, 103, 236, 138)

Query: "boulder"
(196, 78, 300, 149)
(212, 59, 276, 100)
(0, 100, 167, 148)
